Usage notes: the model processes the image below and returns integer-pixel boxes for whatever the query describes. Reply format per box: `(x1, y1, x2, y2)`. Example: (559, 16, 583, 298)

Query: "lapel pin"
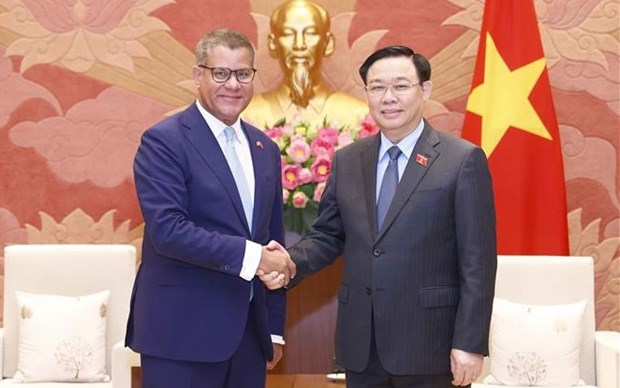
(256, 141, 264, 149)
(415, 153, 428, 167)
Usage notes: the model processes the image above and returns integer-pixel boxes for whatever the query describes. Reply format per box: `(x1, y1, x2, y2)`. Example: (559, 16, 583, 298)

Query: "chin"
(218, 110, 243, 124)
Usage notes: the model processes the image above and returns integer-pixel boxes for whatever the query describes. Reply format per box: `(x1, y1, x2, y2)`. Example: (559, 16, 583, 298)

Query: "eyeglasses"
(198, 65, 257, 84)
(364, 82, 420, 96)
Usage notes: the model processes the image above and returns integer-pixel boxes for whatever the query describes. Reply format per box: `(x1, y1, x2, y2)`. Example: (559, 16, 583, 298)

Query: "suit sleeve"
(134, 126, 246, 273)
(452, 146, 497, 355)
(288, 152, 346, 287)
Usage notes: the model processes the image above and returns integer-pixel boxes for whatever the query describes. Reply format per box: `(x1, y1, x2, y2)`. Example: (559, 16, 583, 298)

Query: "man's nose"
(293, 33, 307, 50)
(223, 75, 242, 89)
(381, 86, 398, 101)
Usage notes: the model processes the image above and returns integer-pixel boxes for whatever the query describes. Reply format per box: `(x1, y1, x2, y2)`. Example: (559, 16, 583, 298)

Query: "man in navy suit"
(126, 29, 295, 388)
(265, 46, 497, 387)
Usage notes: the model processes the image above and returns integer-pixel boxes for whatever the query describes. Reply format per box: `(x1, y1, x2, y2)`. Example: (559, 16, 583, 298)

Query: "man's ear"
(422, 80, 433, 100)
(323, 32, 335, 57)
(192, 66, 202, 88)
(268, 33, 278, 58)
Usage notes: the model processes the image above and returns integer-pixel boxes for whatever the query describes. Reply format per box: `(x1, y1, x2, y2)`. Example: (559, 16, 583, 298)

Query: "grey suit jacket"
(288, 121, 497, 375)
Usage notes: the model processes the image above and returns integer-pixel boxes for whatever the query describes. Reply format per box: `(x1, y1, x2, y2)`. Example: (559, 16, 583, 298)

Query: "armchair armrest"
(595, 331, 620, 388)
(111, 340, 141, 388)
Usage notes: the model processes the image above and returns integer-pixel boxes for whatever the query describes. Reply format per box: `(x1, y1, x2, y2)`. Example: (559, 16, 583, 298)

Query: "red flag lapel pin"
(415, 153, 428, 167)
(256, 141, 264, 149)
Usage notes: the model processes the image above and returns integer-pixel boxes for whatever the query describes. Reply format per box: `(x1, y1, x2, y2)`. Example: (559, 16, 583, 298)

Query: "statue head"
(268, 0, 335, 107)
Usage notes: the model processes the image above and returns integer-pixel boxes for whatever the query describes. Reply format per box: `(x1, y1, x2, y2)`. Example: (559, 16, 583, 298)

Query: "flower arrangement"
(264, 115, 379, 234)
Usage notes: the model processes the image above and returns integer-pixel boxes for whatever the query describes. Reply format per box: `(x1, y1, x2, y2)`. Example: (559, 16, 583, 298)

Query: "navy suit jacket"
(125, 103, 286, 362)
(289, 121, 497, 374)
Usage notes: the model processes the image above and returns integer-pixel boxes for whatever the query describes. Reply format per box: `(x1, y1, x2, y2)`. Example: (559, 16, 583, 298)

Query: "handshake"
(257, 241, 296, 290)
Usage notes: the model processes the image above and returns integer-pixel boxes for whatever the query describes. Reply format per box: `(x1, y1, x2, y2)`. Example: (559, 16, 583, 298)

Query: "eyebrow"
(367, 76, 414, 84)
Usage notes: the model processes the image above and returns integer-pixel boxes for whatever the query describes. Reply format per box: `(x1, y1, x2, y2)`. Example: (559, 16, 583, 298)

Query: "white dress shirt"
(375, 120, 425, 203)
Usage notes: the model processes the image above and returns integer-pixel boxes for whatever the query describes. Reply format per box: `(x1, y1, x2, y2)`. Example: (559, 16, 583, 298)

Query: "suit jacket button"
(365, 287, 372, 295)
(373, 248, 381, 257)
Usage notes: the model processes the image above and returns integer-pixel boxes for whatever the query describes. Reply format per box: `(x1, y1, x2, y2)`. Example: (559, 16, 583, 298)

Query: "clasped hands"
(256, 241, 296, 289)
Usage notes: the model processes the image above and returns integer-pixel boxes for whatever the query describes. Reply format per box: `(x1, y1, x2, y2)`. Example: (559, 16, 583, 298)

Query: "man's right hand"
(257, 241, 296, 289)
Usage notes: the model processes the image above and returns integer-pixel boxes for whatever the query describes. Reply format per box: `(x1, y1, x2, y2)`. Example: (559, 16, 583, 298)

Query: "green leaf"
(274, 117, 286, 127)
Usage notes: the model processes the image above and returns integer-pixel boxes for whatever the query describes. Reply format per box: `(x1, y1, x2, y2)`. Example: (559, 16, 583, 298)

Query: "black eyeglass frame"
(197, 65, 257, 84)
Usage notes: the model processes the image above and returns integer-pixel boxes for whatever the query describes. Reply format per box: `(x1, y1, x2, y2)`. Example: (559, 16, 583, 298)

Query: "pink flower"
(285, 139, 311, 163)
(282, 164, 301, 190)
(265, 127, 283, 139)
(311, 156, 332, 182)
(311, 138, 334, 158)
(359, 114, 380, 139)
(313, 182, 326, 202)
(290, 134, 305, 143)
(281, 124, 294, 136)
(337, 131, 353, 148)
(292, 191, 309, 208)
(318, 127, 340, 145)
(299, 168, 313, 184)
(265, 117, 371, 227)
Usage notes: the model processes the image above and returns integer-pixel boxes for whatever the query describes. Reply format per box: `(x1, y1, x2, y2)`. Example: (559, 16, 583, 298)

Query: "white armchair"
(474, 255, 620, 388)
(0, 244, 139, 387)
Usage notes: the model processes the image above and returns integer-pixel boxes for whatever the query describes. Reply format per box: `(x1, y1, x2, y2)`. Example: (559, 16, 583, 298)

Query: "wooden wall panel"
(273, 260, 344, 373)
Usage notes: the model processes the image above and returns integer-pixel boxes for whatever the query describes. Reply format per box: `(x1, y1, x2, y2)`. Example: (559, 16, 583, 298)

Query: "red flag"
(415, 153, 428, 167)
(462, 0, 568, 255)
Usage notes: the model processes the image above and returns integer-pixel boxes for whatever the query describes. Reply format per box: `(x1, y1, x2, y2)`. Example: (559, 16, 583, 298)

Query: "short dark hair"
(358, 45, 431, 85)
(195, 29, 255, 66)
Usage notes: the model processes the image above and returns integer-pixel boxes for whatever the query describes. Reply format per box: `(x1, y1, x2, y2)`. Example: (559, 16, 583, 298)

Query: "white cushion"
(489, 298, 587, 386)
(13, 291, 110, 383)
(0, 381, 112, 387)
(482, 376, 588, 387)
(473, 383, 595, 388)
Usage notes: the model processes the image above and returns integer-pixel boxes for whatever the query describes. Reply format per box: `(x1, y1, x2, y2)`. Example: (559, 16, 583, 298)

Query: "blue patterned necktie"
(224, 127, 254, 300)
(376, 146, 402, 230)
(224, 127, 253, 230)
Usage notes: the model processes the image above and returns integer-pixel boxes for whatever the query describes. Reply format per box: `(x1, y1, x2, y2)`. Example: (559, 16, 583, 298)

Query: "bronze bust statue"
(243, 0, 368, 129)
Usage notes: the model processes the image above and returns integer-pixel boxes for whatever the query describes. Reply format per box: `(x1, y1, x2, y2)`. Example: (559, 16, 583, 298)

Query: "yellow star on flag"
(466, 32, 552, 156)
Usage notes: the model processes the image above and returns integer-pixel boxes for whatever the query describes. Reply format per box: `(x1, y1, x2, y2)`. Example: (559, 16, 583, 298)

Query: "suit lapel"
(181, 105, 251, 234)
(376, 123, 440, 242)
(361, 135, 381, 240)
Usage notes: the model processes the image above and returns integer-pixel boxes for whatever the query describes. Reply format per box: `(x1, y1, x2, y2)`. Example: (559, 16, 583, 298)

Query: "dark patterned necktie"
(376, 146, 402, 230)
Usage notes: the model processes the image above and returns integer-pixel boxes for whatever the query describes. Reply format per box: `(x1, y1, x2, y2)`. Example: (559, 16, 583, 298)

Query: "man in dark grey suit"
(263, 46, 497, 387)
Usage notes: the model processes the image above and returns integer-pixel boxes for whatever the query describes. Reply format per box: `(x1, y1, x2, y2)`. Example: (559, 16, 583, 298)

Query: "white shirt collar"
(378, 119, 425, 162)
(195, 100, 246, 144)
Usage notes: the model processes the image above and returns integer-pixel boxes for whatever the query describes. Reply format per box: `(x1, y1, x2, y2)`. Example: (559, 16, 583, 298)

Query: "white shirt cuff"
(271, 335, 285, 345)
(239, 240, 261, 281)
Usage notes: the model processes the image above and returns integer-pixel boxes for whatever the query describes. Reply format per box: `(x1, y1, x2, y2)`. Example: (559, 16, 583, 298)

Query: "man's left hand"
(258, 270, 287, 290)
(450, 348, 483, 386)
(267, 344, 283, 370)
